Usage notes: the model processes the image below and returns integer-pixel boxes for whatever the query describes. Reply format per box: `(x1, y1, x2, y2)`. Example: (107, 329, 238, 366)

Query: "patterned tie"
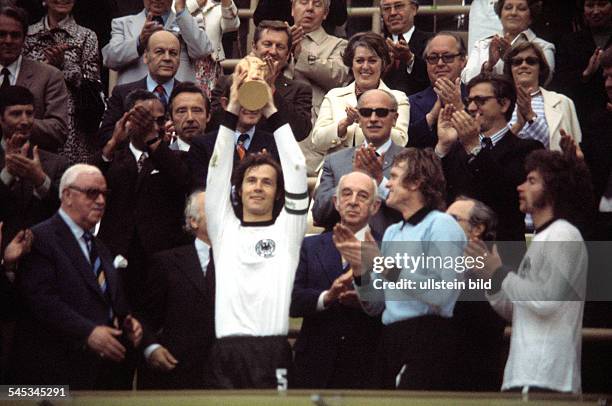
(83, 231, 106, 292)
(481, 137, 493, 150)
(0, 68, 10, 90)
(236, 133, 249, 160)
(153, 84, 168, 108)
(137, 152, 147, 173)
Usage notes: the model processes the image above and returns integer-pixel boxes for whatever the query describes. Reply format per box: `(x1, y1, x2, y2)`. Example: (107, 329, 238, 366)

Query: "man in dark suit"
(436, 73, 543, 261)
(98, 30, 182, 145)
(312, 89, 404, 238)
(187, 87, 279, 190)
(380, 0, 433, 97)
(0, 6, 69, 152)
(10, 163, 143, 389)
(209, 20, 312, 141)
(97, 90, 191, 308)
(408, 32, 467, 149)
(0, 86, 69, 251)
(137, 190, 215, 389)
(292, 171, 381, 389)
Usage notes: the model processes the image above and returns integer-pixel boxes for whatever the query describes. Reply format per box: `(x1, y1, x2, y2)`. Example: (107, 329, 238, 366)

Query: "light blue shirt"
(146, 74, 175, 96)
(356, 209, 467, 325)
(58, 208, 92, 264)
(195, 238, 211, 275)
(234, 126, 256, 150)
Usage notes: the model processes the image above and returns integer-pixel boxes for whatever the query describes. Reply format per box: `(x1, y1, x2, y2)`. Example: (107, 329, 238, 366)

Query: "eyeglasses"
(463, 95, 497, 107)
(510, 56, 540, 67)
(69, 186, 111, 200)
(425, 53, 463, 65)
(358, 107, 397, 117)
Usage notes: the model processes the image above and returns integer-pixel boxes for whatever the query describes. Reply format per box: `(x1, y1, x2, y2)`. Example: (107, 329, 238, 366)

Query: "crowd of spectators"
(0, 0, 611, 395)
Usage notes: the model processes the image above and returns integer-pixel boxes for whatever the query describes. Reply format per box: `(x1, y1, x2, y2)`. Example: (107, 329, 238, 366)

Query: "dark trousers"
(208, 335, 292, 389)
(374, 315, 456, 390)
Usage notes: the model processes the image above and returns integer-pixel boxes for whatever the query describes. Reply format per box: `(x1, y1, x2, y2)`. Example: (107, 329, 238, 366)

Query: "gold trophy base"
(238, 81, 269, 111)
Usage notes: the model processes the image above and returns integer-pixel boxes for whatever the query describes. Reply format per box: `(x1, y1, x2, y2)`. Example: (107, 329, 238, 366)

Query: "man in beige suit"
(289, 0, 349, 175)
(0, 6, 69, 153)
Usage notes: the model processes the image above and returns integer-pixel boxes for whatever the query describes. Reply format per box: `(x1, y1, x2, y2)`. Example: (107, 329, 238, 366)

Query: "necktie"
(83, 231, 106, 292)
(137, 152, 147, 173)
(481, 137, 493, 150)
(236, 133, 249, 160)
(0, 68, 10, 90)
(154, 84, 168, 108)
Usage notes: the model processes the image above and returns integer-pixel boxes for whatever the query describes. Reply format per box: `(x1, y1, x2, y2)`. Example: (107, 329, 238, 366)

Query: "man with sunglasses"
(408, 32, 468, 149)
(313, 88, 404, 238)
(380, 0, 433, 97)
(97, 89, 191, 308)
(0, 85, 68, 253)
(10, 163, 144, 389)
(436, 73, 543, 266)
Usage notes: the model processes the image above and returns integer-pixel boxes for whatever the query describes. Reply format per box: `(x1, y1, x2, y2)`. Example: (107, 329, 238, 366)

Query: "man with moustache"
(99, 30, 182, 144)
(167, 82, 210, 152)
(102, 0, 212, 85)
(408, 32, 467, 149)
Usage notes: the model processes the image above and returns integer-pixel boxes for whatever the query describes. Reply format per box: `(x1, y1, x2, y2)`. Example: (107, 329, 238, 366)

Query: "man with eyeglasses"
(0, 85, 68, 254)
(380, 0, 433, 97)
(313, 88, 404, 238)
(97, 89, 192, 308)
(408, 32, 468, 149)
(436, 73, 543, 266)
(10, 163, 144, 389)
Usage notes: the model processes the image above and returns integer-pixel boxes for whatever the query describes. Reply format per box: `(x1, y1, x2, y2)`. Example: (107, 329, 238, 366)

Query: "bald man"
(291, 171, 382, 389)
(99, 30, 182, 145)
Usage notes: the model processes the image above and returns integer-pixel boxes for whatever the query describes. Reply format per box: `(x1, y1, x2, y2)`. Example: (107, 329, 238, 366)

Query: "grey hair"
(292, 0, 331, 11)
(59, 164, 103, 199)
(357, 88, 398, 111)
(335, 171, 381, 205)
(184, 190, 205, 235)
(456, 195, 498, 241)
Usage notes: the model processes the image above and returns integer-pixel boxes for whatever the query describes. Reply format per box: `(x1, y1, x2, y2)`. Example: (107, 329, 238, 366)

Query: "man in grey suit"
(312, 89, 403, 238)
(102, 0, 212, 85)
(0, 5, 69, 152)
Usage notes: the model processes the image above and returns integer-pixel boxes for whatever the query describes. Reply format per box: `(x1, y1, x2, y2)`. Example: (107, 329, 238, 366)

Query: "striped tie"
(236, 133, 249, 160)
(83, 231, 106, 292)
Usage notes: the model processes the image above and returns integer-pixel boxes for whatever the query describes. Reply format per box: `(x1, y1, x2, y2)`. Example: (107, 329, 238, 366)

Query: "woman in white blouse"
(503, 42, 582, 152)
(462, 0, 555, 86)
(311, 32, 410, 155)
(175, 0, 240, 96)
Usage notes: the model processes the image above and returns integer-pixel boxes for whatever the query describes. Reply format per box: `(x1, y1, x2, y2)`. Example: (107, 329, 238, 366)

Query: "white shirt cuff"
(0, 167, 14, 186)
(144, 343, 162, 360)
(33, 175, 51, 199)
(316, 290, 329, 311)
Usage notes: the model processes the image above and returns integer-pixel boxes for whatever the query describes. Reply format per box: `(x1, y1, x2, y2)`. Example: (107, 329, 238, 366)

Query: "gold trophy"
(234, 55, 271, 111)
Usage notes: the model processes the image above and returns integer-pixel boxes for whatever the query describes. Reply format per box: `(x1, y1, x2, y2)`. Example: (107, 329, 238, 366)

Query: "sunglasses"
(464, 95, 497, 107)
(69, 186, 111, 200)
(510, 56, 539, 67)
(425, 53, 462, 65)
(358, 107, 397, 117)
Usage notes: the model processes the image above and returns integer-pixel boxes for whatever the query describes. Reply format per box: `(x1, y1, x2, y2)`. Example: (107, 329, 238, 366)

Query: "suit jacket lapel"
(177, 244, 208, 297)
(382, 142, 403, 173)
(96, 238, 119, 311)
(52, 214, 108, 303)
(315, 233, 344, 285)
(542, 90, 562, 142)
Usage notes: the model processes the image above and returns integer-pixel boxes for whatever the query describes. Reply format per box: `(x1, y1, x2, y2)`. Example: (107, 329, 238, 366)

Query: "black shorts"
(208, 335, 292, 389)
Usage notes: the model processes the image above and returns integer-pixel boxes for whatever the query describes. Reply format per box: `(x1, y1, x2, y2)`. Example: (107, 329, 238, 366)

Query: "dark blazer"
(209, 74, 312, 141)
(554, 29, 612, 121)
(98, 77, 180, 145)
(442, 132, 543, 243)
(382, 29, 433, 97)
(137, 243, 215, 389)
(16, 58, 69, 152)
(0, 146, 68, 250)
(187, 128, 280, 190)
(408, 84, 467, 149)
(10, 213, 135, 389)
(290, 232, 381, 389)
(312, 142, 404, 238)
